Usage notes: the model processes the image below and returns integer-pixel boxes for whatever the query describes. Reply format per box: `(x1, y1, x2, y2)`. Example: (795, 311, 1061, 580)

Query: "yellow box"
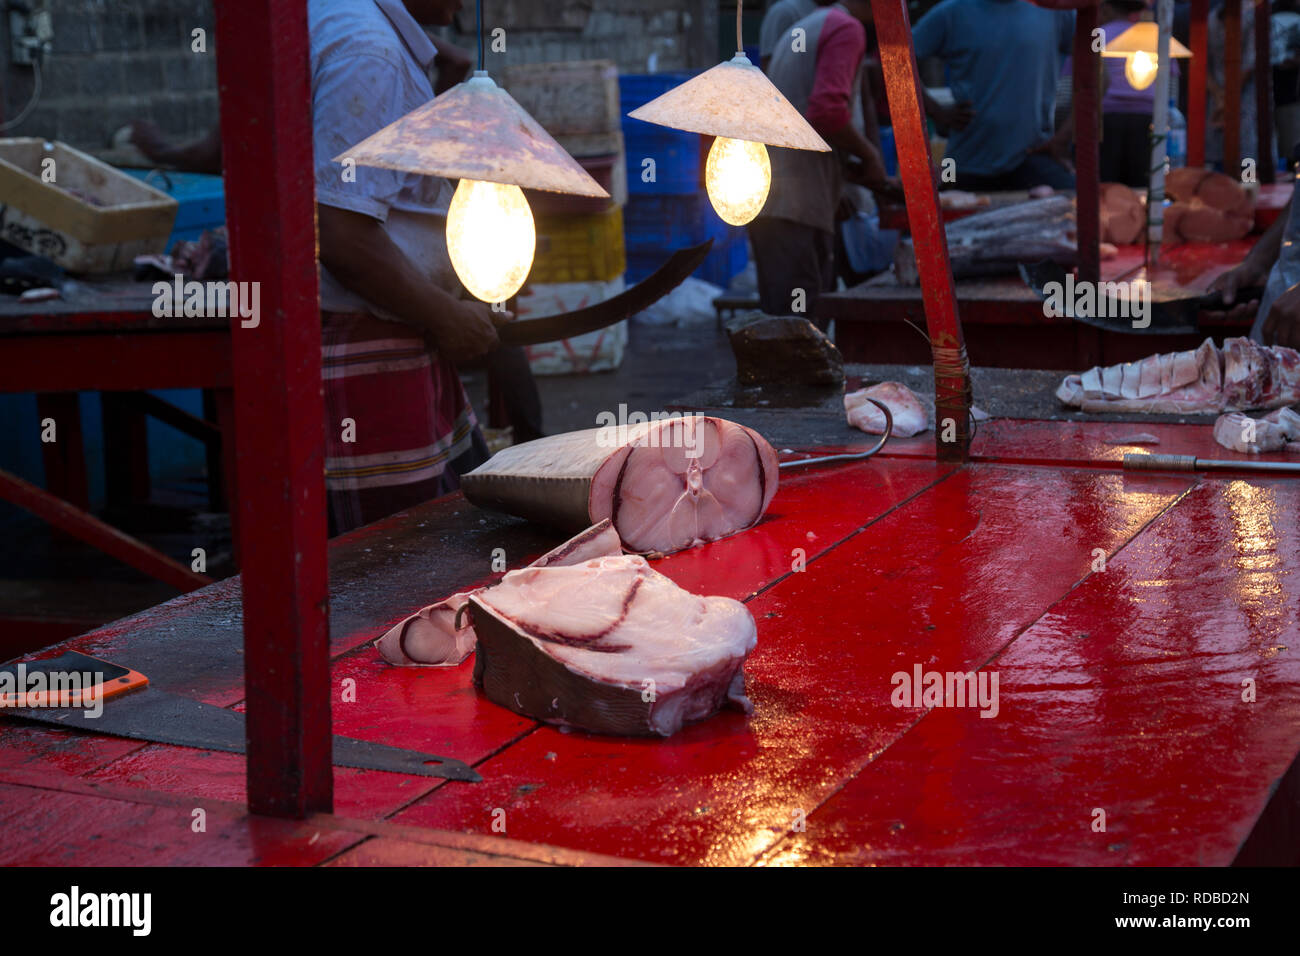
(530, 206, 626, 285)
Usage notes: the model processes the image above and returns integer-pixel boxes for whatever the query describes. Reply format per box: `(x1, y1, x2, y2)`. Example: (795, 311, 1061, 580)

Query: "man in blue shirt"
(913, 0, 1076, 190)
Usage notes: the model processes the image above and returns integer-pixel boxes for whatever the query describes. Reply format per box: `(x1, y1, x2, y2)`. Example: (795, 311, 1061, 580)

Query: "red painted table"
(1, 415, 1296, 866)
(827, 183, 1293, 370)
(0, 279, 230, 648)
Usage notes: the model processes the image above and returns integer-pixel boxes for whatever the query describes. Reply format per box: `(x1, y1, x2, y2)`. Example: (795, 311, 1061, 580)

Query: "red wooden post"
(1074, 5, 1101, 286)
(869, 0, 971, 461)
(213, 0, 332, 817)
(1256, 0, 1275, 182)
(1188, 0, 1209, 167)
(1225, 0, 1242, 172)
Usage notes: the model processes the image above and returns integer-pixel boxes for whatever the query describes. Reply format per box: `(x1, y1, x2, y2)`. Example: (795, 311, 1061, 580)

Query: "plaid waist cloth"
(322, 310, 488, 535)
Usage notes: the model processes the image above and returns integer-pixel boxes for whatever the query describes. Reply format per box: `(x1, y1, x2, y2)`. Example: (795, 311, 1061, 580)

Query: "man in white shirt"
(310, 0, 506, 533)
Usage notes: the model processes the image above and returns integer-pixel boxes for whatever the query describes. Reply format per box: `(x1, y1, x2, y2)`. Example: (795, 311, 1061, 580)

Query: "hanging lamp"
(1101, 21, 1192, 92)
(626, 0, 830, 226)
(336, 1, 607, 303)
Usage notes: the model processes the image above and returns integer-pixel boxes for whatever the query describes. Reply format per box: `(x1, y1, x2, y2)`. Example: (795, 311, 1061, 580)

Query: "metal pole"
(213, 0, 332, 817)
(1074, 5, 1101, 287)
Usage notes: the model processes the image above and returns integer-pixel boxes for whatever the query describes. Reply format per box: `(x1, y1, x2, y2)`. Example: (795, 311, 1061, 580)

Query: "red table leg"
(214, 0, 331, 818)
(870, 0, 971, 461)
(1224, 0, 1242, 173)
(1189, 0, 1208, 167)
(34, 392, 88, 511)
(1074, 5, 1101, 286)
(1256, 0, 1275, 182)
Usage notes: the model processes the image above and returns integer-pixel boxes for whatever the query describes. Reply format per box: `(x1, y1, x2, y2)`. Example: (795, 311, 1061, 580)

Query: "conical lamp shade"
(628, 54, 830, 152)
(336, 73, 608, 197)
(1101, 22, 1192, 57)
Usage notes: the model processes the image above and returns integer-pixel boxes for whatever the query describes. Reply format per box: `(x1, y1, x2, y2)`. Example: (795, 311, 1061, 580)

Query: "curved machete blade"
(499, 240, 714, 347)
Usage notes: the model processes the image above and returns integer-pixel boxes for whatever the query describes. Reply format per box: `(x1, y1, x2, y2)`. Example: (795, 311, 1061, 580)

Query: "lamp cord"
(477, 0, 484, 68)
(736, 0, 743, 55)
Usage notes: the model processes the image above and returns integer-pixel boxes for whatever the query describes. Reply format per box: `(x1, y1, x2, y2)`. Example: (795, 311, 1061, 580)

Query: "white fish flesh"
(460, 416, 779, 555)
(1213, 407, 1300, 453)
(376, 520, 622, 667)
(469, 553, 758, 736)
(1057, 337, 1300, 414)
(844, 381, 929, 437)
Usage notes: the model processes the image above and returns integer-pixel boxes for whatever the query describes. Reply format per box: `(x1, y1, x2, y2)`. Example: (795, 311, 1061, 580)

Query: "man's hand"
(431, 298, 509, 363)
(1260, 283, 1300, 349)
(1206, 257, 1273, 324)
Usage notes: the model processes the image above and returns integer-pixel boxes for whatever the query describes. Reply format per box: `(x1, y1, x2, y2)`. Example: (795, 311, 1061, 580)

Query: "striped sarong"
(321, 310, 488, 535)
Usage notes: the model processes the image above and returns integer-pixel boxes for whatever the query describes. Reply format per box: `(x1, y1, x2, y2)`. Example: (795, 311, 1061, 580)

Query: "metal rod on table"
(1123, 453, 1300, 473)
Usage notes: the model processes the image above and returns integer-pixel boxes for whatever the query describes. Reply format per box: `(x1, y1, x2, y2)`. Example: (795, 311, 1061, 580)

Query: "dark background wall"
(2, 0, 217, 151)
(0, 0, 723, 155)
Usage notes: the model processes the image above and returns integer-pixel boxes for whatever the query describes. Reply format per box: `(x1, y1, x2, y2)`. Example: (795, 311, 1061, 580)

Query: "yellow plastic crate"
(530, 206, 626, 285)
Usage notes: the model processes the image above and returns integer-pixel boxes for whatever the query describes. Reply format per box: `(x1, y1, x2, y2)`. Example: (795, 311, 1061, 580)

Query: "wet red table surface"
(1, 419, 1297, 866)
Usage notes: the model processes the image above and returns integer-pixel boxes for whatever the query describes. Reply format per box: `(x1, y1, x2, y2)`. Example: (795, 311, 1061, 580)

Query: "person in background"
(759, 0, 834, 71)
(1095, 0, 1177, 187)
(1272, 0, 1300, 164)
(749, 0, 900, 326)
(1207, 0, 1276, 169)
(1209, 195, 1300, 348)
(912, 0, 1076, 191)
(311, 0, 505, 534)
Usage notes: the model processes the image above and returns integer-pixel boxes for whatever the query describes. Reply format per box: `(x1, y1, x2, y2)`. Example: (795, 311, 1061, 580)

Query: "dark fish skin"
(895, 196, 1077, 285)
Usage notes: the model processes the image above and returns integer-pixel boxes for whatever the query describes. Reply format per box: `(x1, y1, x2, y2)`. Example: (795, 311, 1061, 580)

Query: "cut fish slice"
(461, 417, 779, 555)
(470, 554, 758, 736)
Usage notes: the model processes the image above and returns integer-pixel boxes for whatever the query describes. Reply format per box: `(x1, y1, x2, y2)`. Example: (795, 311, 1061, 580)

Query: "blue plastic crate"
(124, 169, 226, 246)
(627, 227, 748, 288)
(623, 193, 728, 253)
(880, 126, 898, 177)
(620, 72, 703, 195)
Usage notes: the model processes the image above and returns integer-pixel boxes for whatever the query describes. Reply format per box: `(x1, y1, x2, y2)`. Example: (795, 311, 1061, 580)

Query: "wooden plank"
(33, 392, 88, 510)
(764, 475, 1300, 865)
(213, 0, 330, 817)
(0, 333, 232, 392)
(391, 466, 1187, 864)
(1225, 0, 1242, 173)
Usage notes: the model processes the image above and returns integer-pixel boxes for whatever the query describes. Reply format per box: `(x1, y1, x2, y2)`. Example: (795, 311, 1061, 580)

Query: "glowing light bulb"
(705, 136, 771, 226)
(1126, 50, 1157, 91)
(445, 178, 536, 303)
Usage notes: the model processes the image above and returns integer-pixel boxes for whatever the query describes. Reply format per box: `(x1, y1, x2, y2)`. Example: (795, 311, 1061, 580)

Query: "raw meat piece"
(1057, 337, 1300, 413)
(376, 520, 622, 666)
(1099, 183, 1144, 245)
(1165, 166, 1210, 198)
(726, 314, 842, 386)
(845, 381, 928, 436)
(1161, 168, 1255, 246)
(1212, 411, 1297, 453)
(469, 553, 758, 736)
(461, 417, 779, 555)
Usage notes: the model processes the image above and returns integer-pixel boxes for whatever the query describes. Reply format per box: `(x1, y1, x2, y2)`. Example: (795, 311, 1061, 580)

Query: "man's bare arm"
(317, 204, 500, 361)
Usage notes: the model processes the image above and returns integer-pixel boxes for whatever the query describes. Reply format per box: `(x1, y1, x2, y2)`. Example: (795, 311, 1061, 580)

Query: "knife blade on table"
(1, 651, 480, 782)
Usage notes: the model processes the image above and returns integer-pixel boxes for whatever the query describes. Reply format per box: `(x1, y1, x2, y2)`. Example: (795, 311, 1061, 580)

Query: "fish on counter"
(468, 551, 758, 737)
(376, 520, 622, 667)
(1056, 337, 1300, 414)
(1213, 408, 1300, 453)
(845, 382, 929, 437)
(894, 196, 1076, 285)
(460, 416, 779, 556)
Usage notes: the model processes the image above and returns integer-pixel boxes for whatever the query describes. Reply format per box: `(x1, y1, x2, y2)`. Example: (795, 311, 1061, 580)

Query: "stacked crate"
(619, 73, 749, 288)
(502, 61, 628, 374)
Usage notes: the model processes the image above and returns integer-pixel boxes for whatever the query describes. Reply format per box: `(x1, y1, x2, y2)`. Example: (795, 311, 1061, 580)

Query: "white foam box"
(0, 139, 176, 273)
(516, 275, 626, 375)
